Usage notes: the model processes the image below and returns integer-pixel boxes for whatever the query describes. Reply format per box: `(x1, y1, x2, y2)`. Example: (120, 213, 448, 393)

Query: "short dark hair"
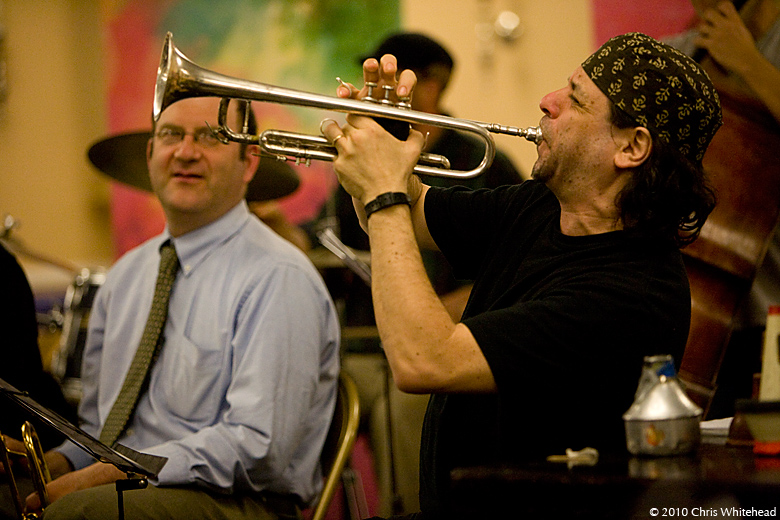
(363, 32, 454, 89)
(610, 102, 716, 248)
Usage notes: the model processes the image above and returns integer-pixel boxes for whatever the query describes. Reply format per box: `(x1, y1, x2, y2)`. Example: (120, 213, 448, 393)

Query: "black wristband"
(364, 192, 412, 219)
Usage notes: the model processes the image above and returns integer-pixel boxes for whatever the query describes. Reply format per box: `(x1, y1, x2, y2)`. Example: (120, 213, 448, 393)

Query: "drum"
(50, 268, 105, 406)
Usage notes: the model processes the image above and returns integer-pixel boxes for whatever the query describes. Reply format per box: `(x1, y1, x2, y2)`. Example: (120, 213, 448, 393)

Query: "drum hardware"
(0, 215, 80, 275)
(154, 32, 542, 180)
(50, 268, 106, 407)
(316, 228, 372, 286)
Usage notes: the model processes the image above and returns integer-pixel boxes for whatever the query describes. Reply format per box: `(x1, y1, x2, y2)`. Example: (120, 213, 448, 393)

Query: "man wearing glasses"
(29, 97, 341, 520)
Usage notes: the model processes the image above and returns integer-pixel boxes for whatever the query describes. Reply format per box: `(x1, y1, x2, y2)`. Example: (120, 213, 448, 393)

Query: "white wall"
(0, 0, 110, 293)
(403, 0, 593, 175)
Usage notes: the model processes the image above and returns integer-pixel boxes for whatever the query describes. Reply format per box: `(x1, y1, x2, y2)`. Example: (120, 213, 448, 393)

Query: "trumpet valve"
(380, 85, 394, 105)
(364, 82, 378, 103)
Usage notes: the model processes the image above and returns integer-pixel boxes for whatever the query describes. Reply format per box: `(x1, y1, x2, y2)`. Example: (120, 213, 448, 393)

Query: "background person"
(0, 243, 76, 520)
(664, 0, 780, 419)
(25, 97, 340, 520)
(329, 32, 523, 516)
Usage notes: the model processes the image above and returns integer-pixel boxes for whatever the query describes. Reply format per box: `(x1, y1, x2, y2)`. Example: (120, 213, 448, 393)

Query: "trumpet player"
(323, 32, 722, 520)
(25, 97, 340, 520)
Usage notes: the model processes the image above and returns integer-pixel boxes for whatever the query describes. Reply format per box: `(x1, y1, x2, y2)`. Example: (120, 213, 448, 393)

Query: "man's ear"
(614, 126, 652, 169)
(243, 144, 261, 184)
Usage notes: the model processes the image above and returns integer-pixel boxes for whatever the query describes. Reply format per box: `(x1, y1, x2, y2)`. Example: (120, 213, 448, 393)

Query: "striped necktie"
(99, 241, 180, 447)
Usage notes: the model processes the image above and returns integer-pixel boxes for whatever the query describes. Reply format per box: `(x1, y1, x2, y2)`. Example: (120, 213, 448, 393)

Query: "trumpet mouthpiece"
(481, 123, 542, 144)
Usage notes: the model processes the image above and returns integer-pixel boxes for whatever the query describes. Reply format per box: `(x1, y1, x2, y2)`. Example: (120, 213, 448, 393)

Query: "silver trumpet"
(154, 32, 542, 179)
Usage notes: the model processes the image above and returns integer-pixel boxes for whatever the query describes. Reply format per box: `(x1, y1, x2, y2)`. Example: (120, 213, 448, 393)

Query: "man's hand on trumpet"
(336, 53, 416, 104)
(323, 54, 425, 208)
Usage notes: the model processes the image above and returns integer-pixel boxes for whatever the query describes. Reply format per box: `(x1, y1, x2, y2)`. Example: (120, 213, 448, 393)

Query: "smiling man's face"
(147, 97, 258, 236)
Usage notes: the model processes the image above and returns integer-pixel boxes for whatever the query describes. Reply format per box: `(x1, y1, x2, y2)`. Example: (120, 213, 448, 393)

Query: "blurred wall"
(0, 0, 110, 295)
(403, 0, 593, 179)
(0, 0, 594, 297)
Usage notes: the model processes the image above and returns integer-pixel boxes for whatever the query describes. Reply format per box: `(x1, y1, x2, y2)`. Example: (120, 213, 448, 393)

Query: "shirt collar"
(162, 201, 251, 276)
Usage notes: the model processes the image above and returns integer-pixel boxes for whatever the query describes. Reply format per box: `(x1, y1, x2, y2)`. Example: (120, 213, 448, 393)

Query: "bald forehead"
(157, 97, 222, 125)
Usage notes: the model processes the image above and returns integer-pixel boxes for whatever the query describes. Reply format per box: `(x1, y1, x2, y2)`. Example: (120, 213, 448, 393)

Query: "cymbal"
(87, 131, 300, 201)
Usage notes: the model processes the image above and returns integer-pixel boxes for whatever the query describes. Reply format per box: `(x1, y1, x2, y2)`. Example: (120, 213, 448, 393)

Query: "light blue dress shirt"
(56, 202, 340, 503)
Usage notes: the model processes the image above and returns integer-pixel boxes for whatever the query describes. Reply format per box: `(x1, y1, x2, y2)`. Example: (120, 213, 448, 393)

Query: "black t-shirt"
(419, 181, 690, 518)
(417, 128, 522, 297)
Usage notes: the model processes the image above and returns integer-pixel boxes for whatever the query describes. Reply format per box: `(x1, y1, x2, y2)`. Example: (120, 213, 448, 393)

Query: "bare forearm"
(439, 285, 474, 322)
(354, 177, 437, 248)
(26, 459, 125, 512)
(367, 205, 495, 393)
(736, 52, 780, 124)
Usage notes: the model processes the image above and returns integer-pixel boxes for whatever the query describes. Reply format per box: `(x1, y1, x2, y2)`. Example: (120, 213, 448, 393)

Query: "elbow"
(392, 371, 433, 394)
(386, 354, 447, 394)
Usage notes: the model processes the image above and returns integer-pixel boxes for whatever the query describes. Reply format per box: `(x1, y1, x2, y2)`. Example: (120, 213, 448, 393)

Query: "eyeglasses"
(154, 127, 223, 148)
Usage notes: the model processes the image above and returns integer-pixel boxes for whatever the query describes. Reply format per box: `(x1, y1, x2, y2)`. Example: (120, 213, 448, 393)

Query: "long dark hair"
(611, 104, 716, 248)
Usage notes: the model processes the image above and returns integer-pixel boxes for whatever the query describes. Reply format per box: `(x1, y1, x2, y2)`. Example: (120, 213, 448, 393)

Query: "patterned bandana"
(581, 32, 722, 164)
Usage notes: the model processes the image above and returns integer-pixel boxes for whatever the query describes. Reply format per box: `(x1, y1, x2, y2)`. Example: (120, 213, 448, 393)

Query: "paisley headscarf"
(582, 32, 722, 164)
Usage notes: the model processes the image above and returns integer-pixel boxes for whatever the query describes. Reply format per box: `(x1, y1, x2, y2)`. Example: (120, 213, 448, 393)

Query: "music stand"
(0, 377, 167, 519)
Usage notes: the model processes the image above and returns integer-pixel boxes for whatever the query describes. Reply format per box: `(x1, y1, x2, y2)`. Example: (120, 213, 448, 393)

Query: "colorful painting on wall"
(100, 0, 400, 257)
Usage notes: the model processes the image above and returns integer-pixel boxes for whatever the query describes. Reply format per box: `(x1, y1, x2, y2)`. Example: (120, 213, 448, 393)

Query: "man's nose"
(539, 88, 563, 118)
(173, 135, 201, 159)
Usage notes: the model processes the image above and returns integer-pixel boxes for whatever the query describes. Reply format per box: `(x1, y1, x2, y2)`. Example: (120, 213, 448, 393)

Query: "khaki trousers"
(42, 484, 301, 520)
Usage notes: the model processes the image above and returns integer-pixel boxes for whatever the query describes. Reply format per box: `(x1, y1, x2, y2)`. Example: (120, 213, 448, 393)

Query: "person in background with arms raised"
(330, 32, 524, 516)
(665, 0, 780, 418)
(324, 32, 721, 518)
(24, 97, 340, 520)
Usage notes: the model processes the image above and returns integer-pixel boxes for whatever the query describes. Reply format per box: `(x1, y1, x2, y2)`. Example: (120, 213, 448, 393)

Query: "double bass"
(677, 0, 780, 415)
